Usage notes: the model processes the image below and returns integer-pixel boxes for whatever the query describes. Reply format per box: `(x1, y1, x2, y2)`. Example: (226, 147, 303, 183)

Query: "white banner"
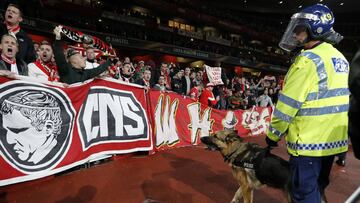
(205, 65, 224, 85)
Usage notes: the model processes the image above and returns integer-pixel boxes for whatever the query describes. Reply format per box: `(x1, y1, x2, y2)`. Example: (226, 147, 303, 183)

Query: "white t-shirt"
(28, 63, 48, 81)
(85, 61, 99, 69)
(10, 63, 19, 75)
(257, 95, 273, 107)
(185, 76, 191, 95)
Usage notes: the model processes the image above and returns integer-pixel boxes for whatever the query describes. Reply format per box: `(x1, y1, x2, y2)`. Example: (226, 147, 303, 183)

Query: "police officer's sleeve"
(267, 56, 316, 142)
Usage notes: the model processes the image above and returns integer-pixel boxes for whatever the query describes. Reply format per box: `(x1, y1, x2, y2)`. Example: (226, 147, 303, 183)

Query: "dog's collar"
(224, 150, 237, 163)
(224, 143, 250, 163)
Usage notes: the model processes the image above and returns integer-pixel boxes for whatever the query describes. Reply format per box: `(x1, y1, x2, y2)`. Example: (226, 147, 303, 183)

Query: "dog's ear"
(225, 135, 231, 143)
(225, 133, 242, 143)
(230, 130, 239, 137)
(229, 130, 244, 142)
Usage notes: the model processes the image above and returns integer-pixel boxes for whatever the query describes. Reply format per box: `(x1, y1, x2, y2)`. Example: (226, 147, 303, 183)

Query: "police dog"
(201, 130, 291, 203)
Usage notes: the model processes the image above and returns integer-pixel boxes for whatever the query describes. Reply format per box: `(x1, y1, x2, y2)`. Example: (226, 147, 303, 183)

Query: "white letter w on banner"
(154, 95, 179, 147)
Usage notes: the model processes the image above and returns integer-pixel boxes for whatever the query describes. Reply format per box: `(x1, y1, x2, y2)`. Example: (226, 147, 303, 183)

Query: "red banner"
(0, 77, 152, 186)
(149, 90, 272, 151)
(0, 77, 272, 186)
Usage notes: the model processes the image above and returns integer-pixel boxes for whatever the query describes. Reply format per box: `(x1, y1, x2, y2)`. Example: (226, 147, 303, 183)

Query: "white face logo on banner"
(242, 107, 270, 136)
(222, 111, 238, 130)
(78, 87, 149, 150)
(0, 81, 75, 174)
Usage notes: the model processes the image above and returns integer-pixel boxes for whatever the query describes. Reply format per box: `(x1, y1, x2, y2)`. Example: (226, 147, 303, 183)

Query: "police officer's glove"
(265, 136, 278, 149)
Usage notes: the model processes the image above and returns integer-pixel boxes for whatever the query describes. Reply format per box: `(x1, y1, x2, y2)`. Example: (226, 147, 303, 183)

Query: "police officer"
(265, 4, 349, 203)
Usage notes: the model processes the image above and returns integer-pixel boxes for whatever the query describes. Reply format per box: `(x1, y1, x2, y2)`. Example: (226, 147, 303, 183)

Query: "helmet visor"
(279, 17, 308, 52)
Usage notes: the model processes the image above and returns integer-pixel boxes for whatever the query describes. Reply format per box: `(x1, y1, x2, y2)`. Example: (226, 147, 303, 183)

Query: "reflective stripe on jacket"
(267, 42, 349, 156)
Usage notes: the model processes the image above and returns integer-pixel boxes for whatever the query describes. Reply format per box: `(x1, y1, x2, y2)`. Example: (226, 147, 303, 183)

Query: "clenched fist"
(53, 25, 62, 40)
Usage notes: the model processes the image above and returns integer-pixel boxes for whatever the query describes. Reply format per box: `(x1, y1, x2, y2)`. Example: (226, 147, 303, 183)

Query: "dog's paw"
(230, 199, 240, 203)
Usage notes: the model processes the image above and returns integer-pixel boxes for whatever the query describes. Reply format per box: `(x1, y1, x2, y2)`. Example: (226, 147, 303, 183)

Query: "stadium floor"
(1, 136, 359, 203)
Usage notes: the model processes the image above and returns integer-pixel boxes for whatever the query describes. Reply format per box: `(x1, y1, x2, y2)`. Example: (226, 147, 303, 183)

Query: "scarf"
(1, 54, 16, 64)
(34, 59, 60, 82)
(4, 21, 20, 35)
(1, 54, 18, 74)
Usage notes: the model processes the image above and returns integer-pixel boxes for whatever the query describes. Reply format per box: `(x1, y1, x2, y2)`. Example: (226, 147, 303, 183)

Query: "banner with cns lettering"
(149, 90, 272, 151)
(0, 76, 152, 186)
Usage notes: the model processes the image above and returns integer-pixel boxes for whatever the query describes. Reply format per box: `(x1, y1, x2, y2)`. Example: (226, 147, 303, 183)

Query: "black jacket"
(181, 75, 193, 95)
(349, 48, 360, 159)
(53, 40, 110, 84)
(171, 77, 183, 94)
(0, 58, 28, 76)
(135, 78, 150, 87)
(0, 23, 36, 64)
(151, 68, 162, 87)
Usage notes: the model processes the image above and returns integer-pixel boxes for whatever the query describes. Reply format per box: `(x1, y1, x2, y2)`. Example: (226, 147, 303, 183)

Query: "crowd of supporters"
(0, 3, 280, 111)
(96, 57, 281, 110)
(7, 0, 291, 67)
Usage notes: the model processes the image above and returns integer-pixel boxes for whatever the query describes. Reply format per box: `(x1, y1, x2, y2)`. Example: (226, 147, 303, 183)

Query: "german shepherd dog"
(201, 130, 292, 203)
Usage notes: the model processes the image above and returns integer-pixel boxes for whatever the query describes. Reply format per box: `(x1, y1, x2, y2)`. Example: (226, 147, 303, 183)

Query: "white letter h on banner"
(187, 103, 213, 144)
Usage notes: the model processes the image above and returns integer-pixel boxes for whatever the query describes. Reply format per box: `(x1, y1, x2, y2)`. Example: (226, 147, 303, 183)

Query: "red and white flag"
(204, 65, 224, 85)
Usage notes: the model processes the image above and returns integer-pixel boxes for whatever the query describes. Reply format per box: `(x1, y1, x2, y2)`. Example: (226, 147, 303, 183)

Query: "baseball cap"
(66, 48, 80, 59)
(206, 82, 214, 87)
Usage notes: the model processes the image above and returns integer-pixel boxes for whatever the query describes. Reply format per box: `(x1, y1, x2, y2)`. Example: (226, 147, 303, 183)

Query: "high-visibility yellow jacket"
(267, 42, 349, 157)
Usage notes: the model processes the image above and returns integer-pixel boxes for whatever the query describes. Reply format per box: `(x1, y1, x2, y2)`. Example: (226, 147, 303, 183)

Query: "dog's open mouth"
(204, 144, 220, 151)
